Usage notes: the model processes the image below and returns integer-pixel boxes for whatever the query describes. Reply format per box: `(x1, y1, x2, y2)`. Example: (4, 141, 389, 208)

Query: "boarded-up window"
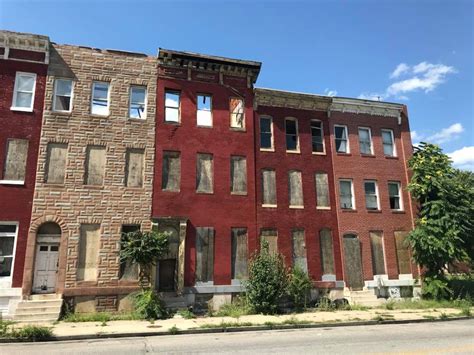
(231, 156, 247, 194)
(125, 148, 144, 187)
(77, 224, 100, 281)
(288, 170, 303, 207)
(231, 228, 248, 280)
(195, 227, 214, 282)
(196, 153, 213, 193)
(162, 151, 180, 191)
(120, 225, 139, 280)
(3, 139, 28, 182)
(84, 146, 106, 185)
(370, 231, 386, 275)
(292, 229, 307, 272)
(260, 229, 278, 255)
(320, 228, 335, 275)
(230, 98, 245, 129)
(45, 143, 67, 184)
(262, 169, 277, 206)
(315, 173, 330, 208)
(394, 231, 411, 274)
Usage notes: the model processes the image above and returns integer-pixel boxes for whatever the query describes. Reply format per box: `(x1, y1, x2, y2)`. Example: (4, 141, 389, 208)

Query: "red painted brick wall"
(329, 110, 418, 282)
(152, 76, 257, 286)
(255, 106, 343, 281)
(0, 58, 47, 288)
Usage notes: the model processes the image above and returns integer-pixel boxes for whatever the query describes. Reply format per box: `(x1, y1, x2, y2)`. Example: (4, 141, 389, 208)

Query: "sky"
(1, 0, 472, 170)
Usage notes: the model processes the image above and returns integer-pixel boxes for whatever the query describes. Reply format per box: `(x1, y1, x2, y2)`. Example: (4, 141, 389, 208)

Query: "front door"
(158, 259, 176, 292)
(33, 244, 59, 293)
(343, 235, 364, 290)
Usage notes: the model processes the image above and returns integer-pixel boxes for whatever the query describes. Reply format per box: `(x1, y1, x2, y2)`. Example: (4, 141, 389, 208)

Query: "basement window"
(165, 91, 180, 123)
(91, 82, 110, 116)
(53, 78, 73, 112)
(197, 94, 212, 127)
(129, 86, 147, 119)
(11, 72, 36, 112)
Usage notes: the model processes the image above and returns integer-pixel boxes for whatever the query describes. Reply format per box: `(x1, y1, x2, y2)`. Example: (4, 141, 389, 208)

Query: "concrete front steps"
(346, 289, 387, 308)
(14, 294, 63, 323)
(160, 293, 188, 311)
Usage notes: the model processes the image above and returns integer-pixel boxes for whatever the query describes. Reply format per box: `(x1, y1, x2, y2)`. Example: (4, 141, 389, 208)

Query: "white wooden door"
(33, 244, 59, 293)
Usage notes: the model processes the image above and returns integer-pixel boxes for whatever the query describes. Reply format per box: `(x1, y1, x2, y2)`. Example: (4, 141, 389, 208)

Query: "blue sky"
(1, 0, 472, 169)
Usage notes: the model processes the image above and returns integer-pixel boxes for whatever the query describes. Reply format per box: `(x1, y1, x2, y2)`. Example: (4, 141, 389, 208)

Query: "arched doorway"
(33, 222, 61, 294)
(342, 233, 364, 290)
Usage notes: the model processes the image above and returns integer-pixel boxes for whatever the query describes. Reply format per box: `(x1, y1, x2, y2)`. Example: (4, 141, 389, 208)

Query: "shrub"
(216, 297, 252, 317)
(245, 241, 288, 314)
(176, 309, 196, 319)
(134, 289, 168, 320)
(0, 324, 53, 341)
(315, 297, 335, 311)
(422, 276, 453, 300)
(447, 274, 474, 299)
(287, 266, 312, 310)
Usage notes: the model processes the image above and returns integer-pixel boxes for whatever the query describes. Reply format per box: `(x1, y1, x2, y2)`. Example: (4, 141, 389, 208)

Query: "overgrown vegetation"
(382, 298, 473, 310)
(215, 296, 251, 318)
(407, 143, 473, 299)
(287, 266, 312, 310)
(245, 241, 288, 314)
(62, 311, 144, 322)
(133, 289, 168, 320)
(176, 309, 196, 319)
(0, 321, 53, 341)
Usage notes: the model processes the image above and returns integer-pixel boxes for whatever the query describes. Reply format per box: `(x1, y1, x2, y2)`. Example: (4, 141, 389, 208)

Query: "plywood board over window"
(370, 231, 386, 275)
(125, 148, 144, 187)
(162, 151, 180, 191)
(231, 156, 247, 194)
(196, 153, 213, 193)
(320, 228, 335, 275)
(292, 229, 307, 272)
(288, 170, 303, 207)
(231, 228, 248, 280)
(84, 146, 106, 185)
(315, 173, 330, 208)
(77, 224, 100, 281)
(260, 229, 278, 255)
(394, 231, 411, 274)
(45, 143, 68, 184)
(262, 169, 277, 206)
(2, 139, 28, 182)
(195, 227, 214, 282)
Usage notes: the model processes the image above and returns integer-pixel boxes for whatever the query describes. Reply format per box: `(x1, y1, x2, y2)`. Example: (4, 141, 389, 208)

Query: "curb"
(0, 316, 471, 344)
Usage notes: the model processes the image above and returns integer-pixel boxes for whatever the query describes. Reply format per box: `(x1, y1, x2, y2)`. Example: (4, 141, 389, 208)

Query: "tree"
(120, 230, 169, 289)
(407, 142, 473, 298)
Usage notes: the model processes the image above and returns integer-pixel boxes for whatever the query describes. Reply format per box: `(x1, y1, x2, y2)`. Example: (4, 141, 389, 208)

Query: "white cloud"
(411, 131, 423, 142)
(324, 88, 338, 97)
(390, 63, 409, 79)
(358, 92, 383, 101)
(359, 61, 456, 101)
(425, 123, 464, 144)
(448, 146, 474, 171)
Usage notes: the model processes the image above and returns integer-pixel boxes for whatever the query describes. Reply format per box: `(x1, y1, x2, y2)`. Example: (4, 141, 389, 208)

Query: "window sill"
(164, 121, 181, 125)
(260, 148, 275, 152)
(128, 117, 147, 122)
(197, 125, 213, 129)
(312, 152, 326, 156)
(0, 180, 25, 185)
(289, 205, 304, 209)
(162, 189, 180, 193)
(385, 156, 399, 160)
(262, 204, 277, 208)
(11, 107, 33, 113)
(286, 150, 301, 154)
(391, 210, 406, 214)
(90, 113, 110, 118)
(341, 208, 357, 212)
(316, 206, 331, 210)
(52, 110, 72, 115)
(336, 152, 351, 156)
(367, 209, 382, 213)
(230, 127, 246, 132)
(360, 153, 376, 158)
(196, 191, 214, 195)
(231, 191, 248, 196)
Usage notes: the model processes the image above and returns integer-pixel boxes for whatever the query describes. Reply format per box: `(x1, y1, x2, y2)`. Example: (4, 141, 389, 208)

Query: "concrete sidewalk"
(17, 306, 468, 341)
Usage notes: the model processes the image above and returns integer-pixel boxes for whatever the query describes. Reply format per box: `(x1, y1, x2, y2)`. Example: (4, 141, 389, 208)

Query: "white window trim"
(311, 119, 326, 155)
(11, 72, 37, 112)
(165, 90, 181, 123)
(259, 116, 275, 152)
(0, 180, 25, 185)
(358, 127, 374, 155)
(196, 93, 213, 127)
(91, 81, 110, 116)
(129, 85, 147, 120)
(382, 129, 397, 157)
(339, 179, 355, 210)
(285, 117, 300, 153)
(388, 181, 404, 211)
(52, 78, 74, 113)
(334, 124, 350, 154)
(0, 222, 19, 286)
(364, 180, 380, 210)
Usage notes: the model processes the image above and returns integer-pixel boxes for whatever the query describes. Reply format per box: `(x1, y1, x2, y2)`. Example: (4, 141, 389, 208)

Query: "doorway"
(343, 234, 364, 290)
(33, 222, 61, 294)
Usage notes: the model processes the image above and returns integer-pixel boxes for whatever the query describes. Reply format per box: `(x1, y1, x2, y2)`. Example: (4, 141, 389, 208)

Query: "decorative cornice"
(0, 30, 50, 64)
(330, 97, 404, 121)
(255, 88, 332, 112)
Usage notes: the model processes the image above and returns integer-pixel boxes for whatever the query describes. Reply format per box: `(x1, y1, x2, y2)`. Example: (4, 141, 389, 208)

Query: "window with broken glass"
(53, 78, 73, 112)
(230, 98, 245, 129)
(311, 120, 325, 153)
(197, 94, 212, 127)
(285, 118, 299, 151)
(0, 224, 17, 278)
(334, 125, 349, 153)
(129, 86, 146, 119)
(165, 91, 180, 123)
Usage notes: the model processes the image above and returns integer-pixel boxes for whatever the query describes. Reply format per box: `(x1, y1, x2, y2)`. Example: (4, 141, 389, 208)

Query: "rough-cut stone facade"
(22, 44, 157, 309)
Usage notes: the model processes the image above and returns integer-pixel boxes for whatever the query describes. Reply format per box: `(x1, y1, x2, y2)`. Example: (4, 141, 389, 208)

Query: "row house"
(0, 30, 419, 318)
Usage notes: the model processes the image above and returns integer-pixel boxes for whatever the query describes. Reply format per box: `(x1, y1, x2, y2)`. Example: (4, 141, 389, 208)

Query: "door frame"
(33, 232, 61, 294)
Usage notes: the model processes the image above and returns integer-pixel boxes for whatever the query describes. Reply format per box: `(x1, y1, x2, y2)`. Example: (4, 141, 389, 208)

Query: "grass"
(381, 298, 473, 311)
(281, 316, 312, 325)
(199, 321, 254, 329)
(176, 309, 196, 319)
(215, 298, 252, 318)
(0, 321, 53, 341)
(61, 312, 144, 323)
(168, 325, 180, 335)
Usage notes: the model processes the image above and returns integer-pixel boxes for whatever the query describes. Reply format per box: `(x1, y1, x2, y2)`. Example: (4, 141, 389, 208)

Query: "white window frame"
(0, 222, 18, 287)
(90, 81, 110, 116)
(165, 90, 181, 123)
(285, 117, 300, 153)
(382, 129, 397, 157)
(358, 127, 374, 155)
(334, 124, 350, 153)
(196, 93, 213, 127)
(52, 78, 74, 113)
(339, 179, 355, 210)
(388, 181, 403, 211)
(364, 180, 380, 210)
(311, 119, 326, 155)
(129, 85, 147, 120)
(11, 72, 37, 112)
(259, 116, 274, 152)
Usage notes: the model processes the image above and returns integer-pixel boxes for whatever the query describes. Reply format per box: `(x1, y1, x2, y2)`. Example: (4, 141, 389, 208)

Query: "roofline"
(255, 87, 331, 101)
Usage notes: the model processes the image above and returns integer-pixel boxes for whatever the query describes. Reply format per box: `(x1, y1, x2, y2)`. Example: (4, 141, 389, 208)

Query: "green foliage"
(421, 276, 453, 300)
(61, 311, 143, 322)
(245, 241, 288, 314)
(168, 325, 179, 334)
(407, 143, 473, 297)
(286, 266, 312, 310)
(0, 322, 53, 341)
(447, 274, 474, 299)
(0, 320, 14, 337)
(215, 297, 252, 317)
(120, 230, 169, 288)
(315, 297, 336, 311)
(177, 309, 196, 319)
(133, 289, 168, 320)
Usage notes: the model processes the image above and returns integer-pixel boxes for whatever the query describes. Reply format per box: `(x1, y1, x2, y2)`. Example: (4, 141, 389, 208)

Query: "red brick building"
(0, 31, 49, 317)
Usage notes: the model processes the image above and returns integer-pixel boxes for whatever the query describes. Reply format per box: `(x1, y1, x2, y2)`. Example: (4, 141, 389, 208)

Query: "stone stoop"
(346, 289, 387, 307)
(13, 294, 63, 323)
(160, 293, 188, 311)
